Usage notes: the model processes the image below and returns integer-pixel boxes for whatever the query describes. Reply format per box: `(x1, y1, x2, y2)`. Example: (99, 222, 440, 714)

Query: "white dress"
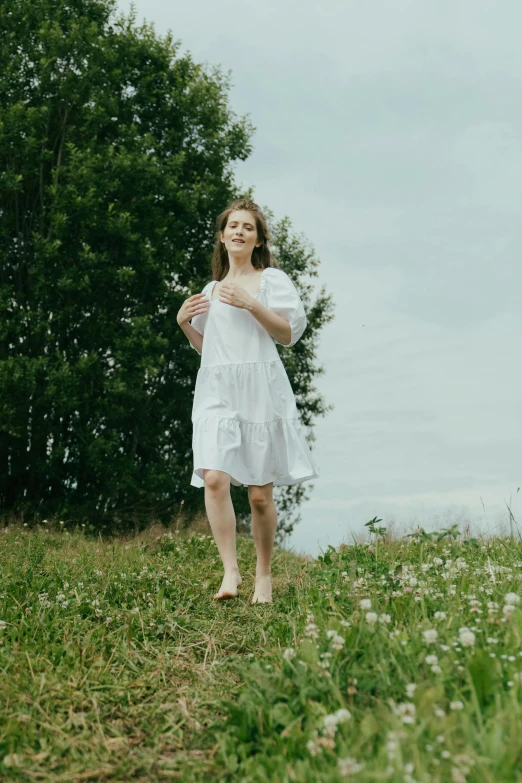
(189, 266, 320, 488)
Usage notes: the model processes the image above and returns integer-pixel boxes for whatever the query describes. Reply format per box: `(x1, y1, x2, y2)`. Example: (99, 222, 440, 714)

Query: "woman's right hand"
(177, 293, 210, 326)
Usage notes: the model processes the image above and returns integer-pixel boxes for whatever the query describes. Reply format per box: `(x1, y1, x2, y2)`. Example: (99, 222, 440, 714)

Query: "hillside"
(1, 523, 521, 781)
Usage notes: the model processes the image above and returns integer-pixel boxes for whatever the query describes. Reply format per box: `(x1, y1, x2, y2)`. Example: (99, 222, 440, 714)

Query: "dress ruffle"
(190, 415, 319, 488)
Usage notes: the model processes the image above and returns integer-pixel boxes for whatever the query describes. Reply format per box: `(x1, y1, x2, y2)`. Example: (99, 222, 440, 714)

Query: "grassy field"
(1, 520, 522, 782)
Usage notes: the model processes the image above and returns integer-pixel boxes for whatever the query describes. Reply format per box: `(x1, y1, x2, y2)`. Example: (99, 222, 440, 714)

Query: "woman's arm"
(177, 291, 209, 355)
(247, 299, 292, 346)
(217, 280, 293, 346)
(178, 321, 204, 354)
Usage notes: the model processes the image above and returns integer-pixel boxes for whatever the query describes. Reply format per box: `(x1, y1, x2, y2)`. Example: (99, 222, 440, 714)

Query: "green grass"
(1, 522, 522, 782)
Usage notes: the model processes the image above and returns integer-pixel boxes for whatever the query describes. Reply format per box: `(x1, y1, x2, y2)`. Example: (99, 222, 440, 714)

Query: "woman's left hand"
(219, 281, 256, 309)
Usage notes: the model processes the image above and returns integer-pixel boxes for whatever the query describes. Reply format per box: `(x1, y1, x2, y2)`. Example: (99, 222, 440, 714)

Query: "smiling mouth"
(232, 239, 244, 243)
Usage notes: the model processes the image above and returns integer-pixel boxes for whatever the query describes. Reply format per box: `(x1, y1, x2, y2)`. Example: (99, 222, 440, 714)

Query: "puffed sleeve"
(261, 267, 307, 348)
(189, 281, 213, 352)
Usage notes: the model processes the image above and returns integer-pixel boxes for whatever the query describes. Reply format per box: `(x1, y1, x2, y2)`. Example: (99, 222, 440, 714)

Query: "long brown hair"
(211, 198, 279, 281)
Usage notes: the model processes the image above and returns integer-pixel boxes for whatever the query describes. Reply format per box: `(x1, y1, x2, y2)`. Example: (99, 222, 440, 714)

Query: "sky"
(118, 0, 522, 556)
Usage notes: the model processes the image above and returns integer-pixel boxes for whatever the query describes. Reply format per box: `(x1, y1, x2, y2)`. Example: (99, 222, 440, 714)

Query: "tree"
(0, 0, 334, 536)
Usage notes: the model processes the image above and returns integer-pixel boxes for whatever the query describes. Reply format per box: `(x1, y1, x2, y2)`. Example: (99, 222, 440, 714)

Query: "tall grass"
(1, 520, 521, 781)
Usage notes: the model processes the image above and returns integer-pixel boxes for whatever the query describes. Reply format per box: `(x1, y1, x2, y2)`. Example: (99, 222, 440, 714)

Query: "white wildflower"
(392, 702, 416, 724)
(458, 627, 475, 647)
(338, 756, 365, 776)
(365, 611, 378, 625)
(326, 629, 345, 649)
(423, 629, 438, 644)
(504, 592, 520, 605)
(425, 654, 439, 665)
(322, 713, 340, 737)
(450, 700, 464, 711)
(335, 708, 352, 723)
(321, 708, 352, 738)
(359, 598, 372, 610)
(306, 734, 322, 756)
(406, 683, 417, 698)
(434, 611, 447, 620)
(304, 623, 319, 639)
(283, 648, 296, 660)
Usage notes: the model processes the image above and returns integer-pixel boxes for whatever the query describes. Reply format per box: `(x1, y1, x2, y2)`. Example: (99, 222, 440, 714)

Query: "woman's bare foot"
(251, 574, 272, 604)
(214, 568, 242, 600)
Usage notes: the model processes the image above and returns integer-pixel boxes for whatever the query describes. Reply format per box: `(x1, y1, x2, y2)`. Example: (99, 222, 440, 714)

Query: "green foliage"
(1, 525, 522, 780)
(0, 525, 308, 780)
(217, 531, 522, 782)
(364, 515, 386, 538)
(0, 0, 334, 534)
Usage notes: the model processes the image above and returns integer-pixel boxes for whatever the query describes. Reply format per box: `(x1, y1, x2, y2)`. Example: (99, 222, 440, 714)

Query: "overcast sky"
(119, 0, 522, 555)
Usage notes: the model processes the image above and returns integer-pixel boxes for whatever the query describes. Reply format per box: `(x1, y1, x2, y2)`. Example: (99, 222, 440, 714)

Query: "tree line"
(0, 0, 334, 537)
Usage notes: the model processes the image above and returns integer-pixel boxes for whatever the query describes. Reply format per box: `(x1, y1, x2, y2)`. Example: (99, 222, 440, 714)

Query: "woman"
(177, 199, 319, 604)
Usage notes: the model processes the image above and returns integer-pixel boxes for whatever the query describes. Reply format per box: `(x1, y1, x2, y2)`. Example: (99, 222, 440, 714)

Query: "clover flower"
(306, 732, 322, 756)
(338, 756, 365, 776)
(392, 701, 416, 724)
(450, 700, 464, 711)
(423, 629, 438, 644)
(304, 623, 319, 639)
(458, 627, 475, 647)
(322, 708, 352, 737)
(405, 683, 417, 698)
(326, 629, 345, 650)
(322, 713, 339, 736)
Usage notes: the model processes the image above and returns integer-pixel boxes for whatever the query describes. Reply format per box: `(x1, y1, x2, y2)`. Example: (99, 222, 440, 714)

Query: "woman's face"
(221, 210, 260, 259)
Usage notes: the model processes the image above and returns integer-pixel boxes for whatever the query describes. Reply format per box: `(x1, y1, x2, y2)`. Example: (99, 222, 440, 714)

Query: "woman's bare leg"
(248, 483, 277, 604)
(203, 469, 242, 599)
